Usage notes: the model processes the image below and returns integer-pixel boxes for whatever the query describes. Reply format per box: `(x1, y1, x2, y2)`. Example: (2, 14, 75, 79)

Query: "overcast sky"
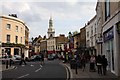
(1, 0, 97, 39)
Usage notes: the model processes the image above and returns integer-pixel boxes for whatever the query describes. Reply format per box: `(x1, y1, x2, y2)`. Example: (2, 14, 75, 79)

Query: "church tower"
(47, 16, 55, 38)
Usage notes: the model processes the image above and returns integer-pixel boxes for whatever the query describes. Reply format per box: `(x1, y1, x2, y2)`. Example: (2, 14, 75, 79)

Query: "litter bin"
(70, 59, 76, 69)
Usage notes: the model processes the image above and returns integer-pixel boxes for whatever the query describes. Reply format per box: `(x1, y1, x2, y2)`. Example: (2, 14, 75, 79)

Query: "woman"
(89, 55, 96, 72)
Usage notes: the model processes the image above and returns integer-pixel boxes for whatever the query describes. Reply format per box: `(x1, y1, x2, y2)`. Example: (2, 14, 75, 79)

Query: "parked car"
(47, 54, 54, 60)
(13, 55, 21, 60)
(30, 55, 41, 61)
(10, 55, 21, 64)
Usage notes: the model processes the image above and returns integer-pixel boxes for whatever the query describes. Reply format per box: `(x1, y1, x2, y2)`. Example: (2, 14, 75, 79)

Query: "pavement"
(0, 61, 15, 72)
(0, 59, 119, 80)
(63, 62, 119, 80)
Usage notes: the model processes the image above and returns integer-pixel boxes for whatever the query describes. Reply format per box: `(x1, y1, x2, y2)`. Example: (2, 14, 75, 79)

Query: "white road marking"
(18, 74, 29, 78)
(21, 65, 25, 67)
(14, 67, 17, 70)
(35, 68, 41, 72)
(40, 65, 42, 67)
(30, 65, 34, 67)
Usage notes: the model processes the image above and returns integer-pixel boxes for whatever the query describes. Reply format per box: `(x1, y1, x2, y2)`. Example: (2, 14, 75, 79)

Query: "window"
(87, 31, 89, 37)
(21, 27, 22, 32)
(16, 26, 18, 32)
(6, 35, 10, 43)
(95, 27, 97, 33)
(6, 24, 11, 29)
(105, 0, 110, 21)
(15, 36, 18, 43)
(21, 37, 22, 43)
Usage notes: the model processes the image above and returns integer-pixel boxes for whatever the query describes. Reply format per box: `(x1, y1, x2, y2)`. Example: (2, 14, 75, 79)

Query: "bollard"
(9, 59, 12, 67)
(75, 61, 78, 74)
(6, 60, 8, 69)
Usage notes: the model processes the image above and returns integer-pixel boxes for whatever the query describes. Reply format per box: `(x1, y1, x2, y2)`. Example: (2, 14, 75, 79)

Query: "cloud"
(1, 1, 97, 38)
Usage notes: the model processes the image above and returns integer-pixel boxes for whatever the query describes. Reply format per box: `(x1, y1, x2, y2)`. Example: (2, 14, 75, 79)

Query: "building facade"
(56, 34, 69, 53)
(25, 25, 29, 57)
(40, 37, 47, 57)
(0, 15, 29, 57)
(47, 37, 56, 54)
(101, 1, 120, 76)
(79, 27, 86, 54)
(95, 0, 120, 76)
(96, 1, 103, 55)
(34, 36, 42, 54)
(73, 33, 80, 50)
(86, 15, 97, 55)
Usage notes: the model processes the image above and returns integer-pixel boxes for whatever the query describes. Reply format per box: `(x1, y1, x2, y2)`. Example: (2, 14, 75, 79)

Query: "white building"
(47, 17, 55, 38)
(47, 16, 56, 54)
(86, 15, 97, 55)
(96, 1, 103, 55)
(47, 37, 56, 54)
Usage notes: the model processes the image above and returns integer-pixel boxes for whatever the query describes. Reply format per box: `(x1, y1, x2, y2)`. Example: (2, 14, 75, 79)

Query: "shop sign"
(103, 27, 114, 42)
(96, 37, 103, 44)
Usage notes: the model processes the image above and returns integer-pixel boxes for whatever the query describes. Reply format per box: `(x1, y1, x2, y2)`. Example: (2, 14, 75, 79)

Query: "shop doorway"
(14, 48, 19, 55)
(5, 48, 11, 56)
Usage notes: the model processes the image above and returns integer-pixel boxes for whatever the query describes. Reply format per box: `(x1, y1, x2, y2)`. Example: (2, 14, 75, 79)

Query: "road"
(2, 59, 67, 80)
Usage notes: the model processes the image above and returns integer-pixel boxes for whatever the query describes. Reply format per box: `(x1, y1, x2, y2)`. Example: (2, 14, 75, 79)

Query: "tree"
(72, 31, 78, 36)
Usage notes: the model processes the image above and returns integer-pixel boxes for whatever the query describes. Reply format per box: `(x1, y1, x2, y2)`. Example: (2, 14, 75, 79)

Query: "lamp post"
(100, 34, 103, 55)
(0, 41, 1, 58)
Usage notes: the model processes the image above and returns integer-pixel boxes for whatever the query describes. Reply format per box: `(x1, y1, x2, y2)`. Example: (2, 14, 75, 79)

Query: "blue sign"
(103, 27, 114, 42)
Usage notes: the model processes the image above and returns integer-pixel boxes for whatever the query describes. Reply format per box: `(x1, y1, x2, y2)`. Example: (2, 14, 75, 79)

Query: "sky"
(1, 0, 97, 40)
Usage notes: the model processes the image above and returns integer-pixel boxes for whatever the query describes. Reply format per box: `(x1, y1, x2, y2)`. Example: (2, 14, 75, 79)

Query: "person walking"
(96, 55, 102, 75)
(81, 55, 86, 72)
(89, 55, 96, 72)
(19, 53, 26, 65)
(40, 53, 44, 65)
(102, 55, 108, 75)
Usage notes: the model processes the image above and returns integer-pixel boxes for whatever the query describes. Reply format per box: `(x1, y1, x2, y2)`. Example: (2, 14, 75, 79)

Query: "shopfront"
(103, 27, 115, 73)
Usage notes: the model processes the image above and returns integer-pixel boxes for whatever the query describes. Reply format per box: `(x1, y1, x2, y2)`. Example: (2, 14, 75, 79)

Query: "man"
(102, 55, 108, 75)
(40, 53, 44, 65)
(96, 55, 102, 75)
(19, 53, 26, 65)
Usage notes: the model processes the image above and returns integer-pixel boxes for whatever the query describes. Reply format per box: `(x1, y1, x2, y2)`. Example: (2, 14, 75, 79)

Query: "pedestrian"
(5, 52, 8, 58)
(102, 55, 108, 75)
(40, 53, 44, 65)
(19, 53, 26, 65)
(89, 55, 96, 72)
(96, 55, 102, 75)
(81, 55, 86, 72)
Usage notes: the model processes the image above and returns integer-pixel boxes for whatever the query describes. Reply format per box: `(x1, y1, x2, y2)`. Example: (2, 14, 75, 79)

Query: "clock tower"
(47, 16, 55, 38)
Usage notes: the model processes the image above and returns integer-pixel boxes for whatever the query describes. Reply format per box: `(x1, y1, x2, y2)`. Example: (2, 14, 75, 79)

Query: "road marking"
(21, 65, 25, 67)
(14, 67, 17, 69)
(30, 65, 34, 67)
(40, 65, 42, 67)
(35, 68, 41, 72)
(18, 74, 29, 78)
